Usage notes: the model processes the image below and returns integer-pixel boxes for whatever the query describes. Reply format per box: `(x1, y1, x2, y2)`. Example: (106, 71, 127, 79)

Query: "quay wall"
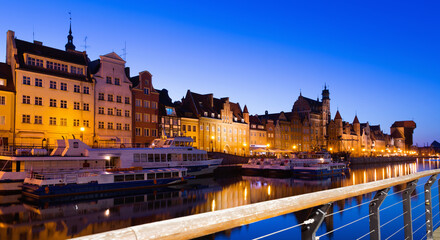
(349, 156, 416, 165)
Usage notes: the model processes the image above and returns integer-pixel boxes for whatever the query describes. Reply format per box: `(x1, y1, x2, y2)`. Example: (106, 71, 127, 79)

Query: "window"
(71, 66, 83, 75)
(49, 99, 57, 107)
(135, 127, 141, 136)
(49, 117, 56, 125)
(116, 123, 122, 130)
(74, 102, 80, 110)
(125, 97, 130, 104)
(144, 114, 150, 122)
(83, 103, 89, 111)
(193, 126, 196, 132)
(22, 114, 30, 123)
(108, 122, 113, 129)
(83, 120, 89, 127)
(135, 99, 141, 107)
(0, 96, 5, 105)
(125, 110, 130, 117)
(144, 88, 149, 95)
(60, 118, 67, 126)
(135, 113, 141, 122)
(116, 109, 122, 116)
(151, 102, 157, 109)
(108, 108, 114, 115)
(114, 78, 120, 85)
(0, 79, 5, 86)
(98, 93, 104, 100)
(22, 76, 30, 85)
(106, 77, 112, 84)
(124, 124, 130, 131)
(152, 115, 157, 123)
(143, 100, 149, 108)
(182, 125, 186, 131)
(116, 96, 122, 103)
(83, 86, 89, 94)
(60, 100, 67, 108)
(74, 85, 80, 93)
(50, 81, 56, 89)
(98, 107, 104, 114)
(61, 64, 68, 72)
(60, 83, 67, 91)
(151, 129, 157, 137)
(108, 94, 113, 102)
(200, 125, 203, 131)
(98, 122, 104, 129)
(34, 116, 42, 124)
(144, 128, 149, 136)
(35, 78, 42, 87)
(73, 119, 80, 126)
(22, 95, 30, 104)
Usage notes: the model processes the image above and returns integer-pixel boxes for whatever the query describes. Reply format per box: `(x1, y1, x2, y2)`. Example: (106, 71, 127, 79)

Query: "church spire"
(65, 12, 76, 51)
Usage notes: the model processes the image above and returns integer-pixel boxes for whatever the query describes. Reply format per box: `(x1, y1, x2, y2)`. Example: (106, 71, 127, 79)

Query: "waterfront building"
(0, 63, 15, 149)
(258, 112, 294, 151)
(178, 90, 249, 155)
(130, 71, 159, 146)
(157, 89, 181, 138)
(249, 114, 267, 154)
(89, 53, 132, 147)
(390, 121, 416, 152)
(6, 30, 94, 146)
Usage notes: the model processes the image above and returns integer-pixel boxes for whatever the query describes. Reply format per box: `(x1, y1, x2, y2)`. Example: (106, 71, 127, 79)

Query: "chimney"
(33, 40, 43, 46)
(265, 110, 268, 115)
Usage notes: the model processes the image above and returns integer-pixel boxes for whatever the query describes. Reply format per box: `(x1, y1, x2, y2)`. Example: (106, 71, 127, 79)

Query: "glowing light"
(266, 144, 270, 148)
(244, 187, 248, 201)
(329, 147, 333, 151)
(267, 185, 271, 196)
(293, 145, 297, 149)
(211, 136, 215, 140)
(80, 127, 85, 132)
(351, 148, 355, 151)
(211, 199, 216, 211)
(105, 156, 111, 160)
(105, 209, 110, 216)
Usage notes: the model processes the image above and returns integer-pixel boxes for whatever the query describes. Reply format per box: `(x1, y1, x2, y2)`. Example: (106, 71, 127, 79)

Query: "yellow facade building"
(0, 63, 15, 149)
(6, 30, 94, 146)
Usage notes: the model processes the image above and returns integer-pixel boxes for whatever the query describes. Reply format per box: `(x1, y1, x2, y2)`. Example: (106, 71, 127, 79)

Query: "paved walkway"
(434, 227, 440, 239)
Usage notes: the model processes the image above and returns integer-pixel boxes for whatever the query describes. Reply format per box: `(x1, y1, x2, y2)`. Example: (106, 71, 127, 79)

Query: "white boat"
(87, 137, 223, 176)
(0, 139, 107, 193)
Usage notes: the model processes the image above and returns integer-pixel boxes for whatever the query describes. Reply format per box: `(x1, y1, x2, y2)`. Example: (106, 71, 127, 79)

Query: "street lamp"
(210, 136, 215, 152)
(243, 142, 247, 156)
(80, 127, 85, 142)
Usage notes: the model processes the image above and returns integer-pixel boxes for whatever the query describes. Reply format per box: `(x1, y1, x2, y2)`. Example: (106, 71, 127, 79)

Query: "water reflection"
(0, 159, 438, 240)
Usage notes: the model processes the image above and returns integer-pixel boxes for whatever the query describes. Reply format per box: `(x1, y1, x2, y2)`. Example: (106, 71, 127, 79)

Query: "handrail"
(71, 168, 440, 240)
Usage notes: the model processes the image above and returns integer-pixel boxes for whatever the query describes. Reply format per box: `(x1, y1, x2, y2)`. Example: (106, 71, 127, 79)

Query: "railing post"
(369, 188, 390, 240)
(402, 180, 418, 240)
(425, 174, 437, 240)
(301, 203, 332, 240)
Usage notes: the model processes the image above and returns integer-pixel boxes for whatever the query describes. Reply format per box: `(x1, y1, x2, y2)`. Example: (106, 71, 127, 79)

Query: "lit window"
(35, 78, 42, 87)
(60, 83, 67, 91)
(22, 76, 31, 85)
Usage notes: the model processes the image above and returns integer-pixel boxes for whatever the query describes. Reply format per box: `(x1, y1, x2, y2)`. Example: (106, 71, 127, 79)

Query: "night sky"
(0, 1, 439, 146)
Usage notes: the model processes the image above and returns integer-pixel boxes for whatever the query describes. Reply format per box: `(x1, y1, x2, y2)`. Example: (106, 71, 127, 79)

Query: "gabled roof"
(88, 59, 100, 74)
(102, 52, 125, 62)
(431, 141, 440, 148)
(353, 115, 359, 124)
(391, 121, 416, 129)
(335, 110, 342, 120)
(292, 95, 323, 114)
(0, 63, 15, 92)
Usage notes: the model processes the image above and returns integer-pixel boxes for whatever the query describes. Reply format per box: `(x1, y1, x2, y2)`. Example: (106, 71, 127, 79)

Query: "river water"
(0, 159, 439, 240)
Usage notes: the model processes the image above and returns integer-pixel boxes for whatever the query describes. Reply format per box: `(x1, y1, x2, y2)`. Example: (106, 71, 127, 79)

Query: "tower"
(322, 84, 330, 124)
(65, 13, 76, 51)
(353, 115, 360, 136)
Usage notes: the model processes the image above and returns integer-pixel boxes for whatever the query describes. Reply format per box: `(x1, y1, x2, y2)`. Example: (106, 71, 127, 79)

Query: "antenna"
(82, 36, 89, 51)
(121, 41, 127, 61)
(32, 25, 35, 41)
(69, 11, 72, 21)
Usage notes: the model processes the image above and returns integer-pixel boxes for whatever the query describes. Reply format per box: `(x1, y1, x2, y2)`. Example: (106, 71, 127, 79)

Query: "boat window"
(133, 154, 140, 162)
(161, 154, 166, 162)
(164, 172, 171, 178)
(154, 154, 160, 162)
(135, 174, 144, 180)
(147, 173, 155, 179)
(114, 175, 124, 182)
(156, 173, 164, 179)
(174, 141, 180, 146)
(183, 154, 187, 161)
(197, 154, 201, 161)
(125, 174, 135, 181)
(141, 154, 147, 162)
(148, 154, 154, 162)
(172, 172, 179, 177)
(204, 154, 208, 159)
(167, 154, 172, 161)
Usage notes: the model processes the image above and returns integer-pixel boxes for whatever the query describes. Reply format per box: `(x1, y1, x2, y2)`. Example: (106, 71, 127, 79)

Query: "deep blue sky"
(1, 1, 439, 146)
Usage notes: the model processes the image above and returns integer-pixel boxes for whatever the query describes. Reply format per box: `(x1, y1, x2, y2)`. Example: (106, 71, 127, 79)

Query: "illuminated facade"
(157, 89, 181, 138)
(249, 115, 267, 152)
(0, 63, 15, 149)
(178, 91, 249, 155)
(89, 52, 132, 147)
(6, 30, 94, 146)
(130, 71, 159, 146)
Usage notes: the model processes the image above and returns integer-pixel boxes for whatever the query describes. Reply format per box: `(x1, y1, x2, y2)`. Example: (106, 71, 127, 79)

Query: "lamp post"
(210, 136, 215, 152)
(80, 127, 85, 142)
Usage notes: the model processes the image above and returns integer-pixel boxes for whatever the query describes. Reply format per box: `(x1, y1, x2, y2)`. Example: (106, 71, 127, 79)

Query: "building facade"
(90, 52, 132, 147)
(6, 30, 94, 146)
(131, 71, 159, 146)
(0, 63, 15, 150)
(157, 89, 181, 138)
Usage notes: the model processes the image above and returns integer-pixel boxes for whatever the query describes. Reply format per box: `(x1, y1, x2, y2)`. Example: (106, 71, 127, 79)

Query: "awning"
(17, 131, 45, 139)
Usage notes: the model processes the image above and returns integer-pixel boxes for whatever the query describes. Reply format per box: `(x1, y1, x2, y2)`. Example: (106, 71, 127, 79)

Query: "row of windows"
(134, 99, 157, 108)
(98, 107, 131, 117)
(135, 113, 157, 123)
(135, 128, 157, 137)
(98, 122, 130, 131)
(106, 77, 121, 85)
(26, 56, 84, 75)
(21, 114, 89, 127)
(198, 125, 247, 135)
(22, 95, 90, 111)
(98, 93, 130, 104)
(22, 76, 90, 93)
(250, 132, 266, 137)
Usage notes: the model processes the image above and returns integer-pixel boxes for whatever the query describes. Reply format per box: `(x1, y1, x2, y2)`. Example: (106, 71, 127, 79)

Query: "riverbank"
(349, 156, 416, 165)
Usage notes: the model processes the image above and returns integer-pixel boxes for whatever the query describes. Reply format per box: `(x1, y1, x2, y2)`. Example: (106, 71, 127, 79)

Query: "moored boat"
(22, 167, 190, 199)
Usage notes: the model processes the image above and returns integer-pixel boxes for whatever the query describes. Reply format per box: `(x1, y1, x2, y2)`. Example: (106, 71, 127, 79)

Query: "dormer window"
(241, 119, 244, 123)
(211, 113, 215, 118)
(204, 112, 208, 117)
(0, 78, 5, 86)
(106, 77, 112, 84)
(218, 114, 221, 118)
(234, 117, 238, 121)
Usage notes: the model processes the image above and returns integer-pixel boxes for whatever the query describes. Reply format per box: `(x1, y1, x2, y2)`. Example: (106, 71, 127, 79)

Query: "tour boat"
(22, 167, 190, 199)
(242, 151, 347, 178)
(87, 137, 223, 176)
(0, 139, 107, 193)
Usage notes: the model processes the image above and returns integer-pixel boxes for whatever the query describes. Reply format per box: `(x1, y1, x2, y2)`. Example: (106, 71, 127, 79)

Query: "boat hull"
(0, 180, 23, 194)
(22, 177, 189, 199)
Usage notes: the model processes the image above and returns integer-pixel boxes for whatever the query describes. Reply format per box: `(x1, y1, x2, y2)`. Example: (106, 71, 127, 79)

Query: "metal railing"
(72, 169, 440, 240)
